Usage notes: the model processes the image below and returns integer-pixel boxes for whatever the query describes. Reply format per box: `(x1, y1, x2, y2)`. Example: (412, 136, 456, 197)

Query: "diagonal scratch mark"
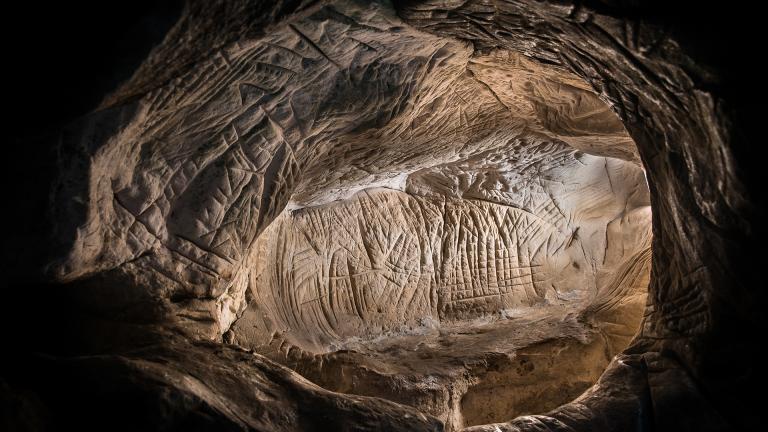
(288, 23, 341, 69)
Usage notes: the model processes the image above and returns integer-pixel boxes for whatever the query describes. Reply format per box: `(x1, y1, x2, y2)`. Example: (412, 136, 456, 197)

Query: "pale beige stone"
(46, 1, 656, 430)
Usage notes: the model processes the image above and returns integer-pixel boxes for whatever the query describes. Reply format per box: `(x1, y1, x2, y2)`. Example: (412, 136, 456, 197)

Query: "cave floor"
(248, 304, 611, 430)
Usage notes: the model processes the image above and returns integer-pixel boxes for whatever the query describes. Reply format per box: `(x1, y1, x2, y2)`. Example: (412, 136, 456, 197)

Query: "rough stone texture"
(240, 160, 648, 347)
(3, 325, 441, 432)
(37, 1, 652, 428)
(395, 0, 762, 431)
(1, 0, 762, 431)
(48, 0, 647, 337)
(227, 144, 648, 427)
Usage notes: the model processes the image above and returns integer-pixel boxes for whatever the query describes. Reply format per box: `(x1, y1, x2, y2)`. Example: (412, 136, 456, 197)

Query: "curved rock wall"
(395, 0, 761, 430)
(41, 1, 654, 429)
(49, 1, 648, 343)
(4, 0, 758, 431)
(238, 150, 648, 350)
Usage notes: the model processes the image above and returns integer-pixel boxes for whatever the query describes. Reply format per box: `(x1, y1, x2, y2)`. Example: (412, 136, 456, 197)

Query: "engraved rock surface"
(2, 0, 761, 431)
(50, 1, 647, 340)
(40, 2, 651, 427)
(227, 138, 649, 427)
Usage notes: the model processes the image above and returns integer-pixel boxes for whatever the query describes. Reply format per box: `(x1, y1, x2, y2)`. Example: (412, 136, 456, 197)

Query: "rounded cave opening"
(221, 49, 653, 430)
(6, 1, 760, 431)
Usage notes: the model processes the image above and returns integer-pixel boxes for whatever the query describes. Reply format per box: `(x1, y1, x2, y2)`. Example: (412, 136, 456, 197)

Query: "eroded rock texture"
(38, 1, 652, 427)
(2, 0, 761, 431)
(49, 7, 645, 341)
(229, 145, 648, 426)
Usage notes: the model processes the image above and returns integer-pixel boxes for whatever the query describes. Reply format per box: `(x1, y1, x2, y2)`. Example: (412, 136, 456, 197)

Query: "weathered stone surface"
(2, 0, 761, 431)
(227, 143, 648, 427)
(239, 179, 648, 346)
(2, 326, 441, 432)
(40, 2, 652, 427)
(395, 0, 761, 430)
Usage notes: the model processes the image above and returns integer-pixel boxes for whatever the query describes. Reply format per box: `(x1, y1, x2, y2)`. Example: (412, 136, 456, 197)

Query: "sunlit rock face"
(37, 0, 665, 430)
